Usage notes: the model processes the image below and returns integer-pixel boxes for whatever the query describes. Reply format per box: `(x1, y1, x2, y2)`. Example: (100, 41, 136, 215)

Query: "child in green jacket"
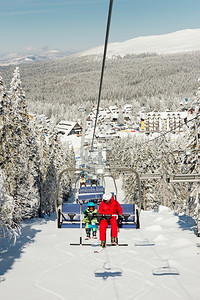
(83, 202, 98, 239)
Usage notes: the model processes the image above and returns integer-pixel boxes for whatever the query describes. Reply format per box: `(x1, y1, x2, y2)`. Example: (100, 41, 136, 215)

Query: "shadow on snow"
(94, 262, 122, 280)
(175, 213, 197, 235)
(0, 215, 56, 281)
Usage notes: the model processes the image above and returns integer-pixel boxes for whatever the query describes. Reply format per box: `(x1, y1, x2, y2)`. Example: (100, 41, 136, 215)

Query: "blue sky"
(0, 0, 200, 56)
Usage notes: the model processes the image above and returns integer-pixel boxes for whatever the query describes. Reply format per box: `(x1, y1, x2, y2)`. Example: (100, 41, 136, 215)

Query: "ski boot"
(101, 241, 106, 248)
(111, 237, 118, 245)
(93, 231, 97, 239)
(85, 229, 91, 240)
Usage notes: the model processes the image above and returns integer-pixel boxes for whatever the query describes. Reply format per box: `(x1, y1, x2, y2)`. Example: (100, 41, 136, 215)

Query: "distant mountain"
(0, 50, 69, 66)
(77, 29, 200, 57)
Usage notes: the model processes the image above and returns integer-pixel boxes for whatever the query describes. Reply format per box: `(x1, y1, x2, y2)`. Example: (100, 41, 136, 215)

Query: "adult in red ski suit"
(98, 193, 123, 243)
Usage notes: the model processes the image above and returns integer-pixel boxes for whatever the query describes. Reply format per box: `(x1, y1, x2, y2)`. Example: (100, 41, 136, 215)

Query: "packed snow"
(1, 130, 200, 300)
(1, 204, 200, 300)
(78, 28, 200, 57)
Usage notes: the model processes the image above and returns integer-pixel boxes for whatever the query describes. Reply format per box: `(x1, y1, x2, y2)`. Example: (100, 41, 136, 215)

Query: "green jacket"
(83, 208, 98, 224)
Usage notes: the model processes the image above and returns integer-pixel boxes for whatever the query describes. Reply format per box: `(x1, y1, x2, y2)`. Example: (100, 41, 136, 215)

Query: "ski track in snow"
(88, 239, 171, 300)
(34, 242, 73, 300)
(29, 216, 200, 300)
(1, 208, 200, 299)
(90, 240, 188, 300)
(132, 230, 195, 300)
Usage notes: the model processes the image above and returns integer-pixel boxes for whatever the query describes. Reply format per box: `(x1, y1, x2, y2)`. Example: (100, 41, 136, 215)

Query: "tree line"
(0, 51, 200, 123)
(0, 68, 75, 239)
(106, 93, 200, 235)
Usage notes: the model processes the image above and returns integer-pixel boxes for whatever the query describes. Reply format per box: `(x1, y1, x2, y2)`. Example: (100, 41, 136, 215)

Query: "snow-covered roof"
(55, 120, 81, 135)
(109, 105, 118, 110)
(142, 111, 188, 119)
(58, 120, 76, 127)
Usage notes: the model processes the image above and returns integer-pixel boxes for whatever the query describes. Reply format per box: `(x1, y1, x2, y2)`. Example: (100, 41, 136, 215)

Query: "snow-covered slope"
(78, 28, 200, 57)
(1, 206, 200, 300)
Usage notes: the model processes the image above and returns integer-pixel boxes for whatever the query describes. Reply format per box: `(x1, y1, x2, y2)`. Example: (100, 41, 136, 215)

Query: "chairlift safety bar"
(167, 173, 200, 182)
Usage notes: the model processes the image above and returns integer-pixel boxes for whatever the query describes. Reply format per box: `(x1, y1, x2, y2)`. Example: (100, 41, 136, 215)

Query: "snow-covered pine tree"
(0, 167, 17, 238)
(0, 75, 18, 214)
(0, 77, 17, 236)
(180, 78, 200, 235)
(0, 68, 75, 237)
(8, 68, 40, 221)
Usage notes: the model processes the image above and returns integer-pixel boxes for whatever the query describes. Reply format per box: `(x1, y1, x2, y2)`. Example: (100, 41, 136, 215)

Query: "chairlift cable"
(91, 0, 114, 152)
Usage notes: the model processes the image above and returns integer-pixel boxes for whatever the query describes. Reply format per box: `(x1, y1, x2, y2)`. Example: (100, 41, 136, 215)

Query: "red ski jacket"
(98, 196, 123, 216)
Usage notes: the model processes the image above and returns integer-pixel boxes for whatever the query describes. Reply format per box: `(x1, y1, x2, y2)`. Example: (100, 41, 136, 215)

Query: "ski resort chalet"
(86, 104, 133, 125)
(55, 121, 82, 136)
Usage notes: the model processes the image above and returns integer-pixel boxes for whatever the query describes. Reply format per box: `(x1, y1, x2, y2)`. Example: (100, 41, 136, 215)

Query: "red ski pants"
(99, 217, 118, 241)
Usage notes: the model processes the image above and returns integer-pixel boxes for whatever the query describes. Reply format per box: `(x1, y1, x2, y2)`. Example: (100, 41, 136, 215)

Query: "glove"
(117, 215, 123, 227)
(118, 214, 123, 220)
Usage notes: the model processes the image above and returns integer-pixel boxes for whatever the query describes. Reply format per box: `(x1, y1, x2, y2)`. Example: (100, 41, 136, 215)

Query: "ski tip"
(94, 248, 104, 253)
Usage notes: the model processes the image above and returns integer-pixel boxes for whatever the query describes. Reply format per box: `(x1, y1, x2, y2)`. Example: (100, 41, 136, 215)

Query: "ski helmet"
(102, 193, 112, 201)
(87, 202, 95, 207)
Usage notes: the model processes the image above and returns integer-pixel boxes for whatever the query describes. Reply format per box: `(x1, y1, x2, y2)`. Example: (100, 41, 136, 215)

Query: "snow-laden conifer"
(0, 69, 75, 238)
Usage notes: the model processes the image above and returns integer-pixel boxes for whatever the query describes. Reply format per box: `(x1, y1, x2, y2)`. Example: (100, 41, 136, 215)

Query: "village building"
(55, 120, 82, 136)
(140, 111, 188, 132)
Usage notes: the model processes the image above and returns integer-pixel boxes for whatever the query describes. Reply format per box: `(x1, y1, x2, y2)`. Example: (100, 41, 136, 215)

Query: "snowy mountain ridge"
(1, 29, 200, 66)
(0, 50, 68, 66)
(77, 28, 200, 57)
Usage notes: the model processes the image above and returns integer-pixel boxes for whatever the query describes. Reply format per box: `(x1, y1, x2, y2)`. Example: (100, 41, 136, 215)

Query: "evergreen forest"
(1, 51, 200, 122)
